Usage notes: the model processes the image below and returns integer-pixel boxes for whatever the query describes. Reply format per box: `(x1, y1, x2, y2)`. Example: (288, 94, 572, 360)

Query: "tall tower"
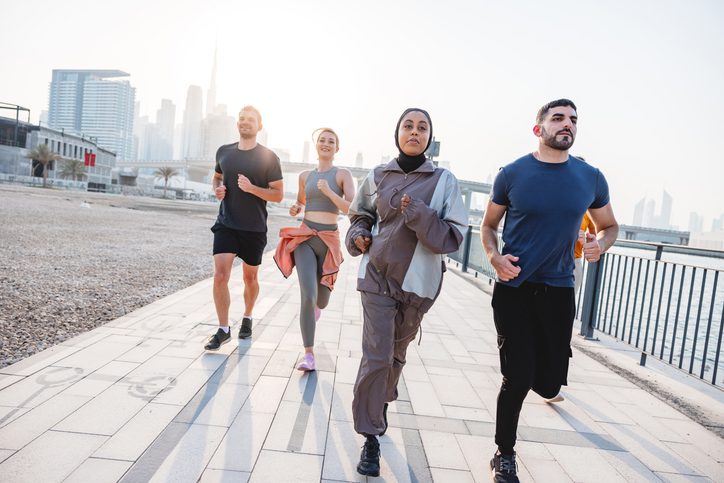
(660, 190, 673, 229)
(302, 141, 310, 163)
(48, 69, 135, 160)
(156, 99, 176, 159)
(633, 197, 645, 226)
(182, 85, 203, 159)
(206, 45, 218, 116)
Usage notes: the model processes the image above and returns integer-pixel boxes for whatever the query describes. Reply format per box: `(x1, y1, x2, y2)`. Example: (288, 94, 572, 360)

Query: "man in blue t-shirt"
(481, 99, 619, 483)
(204, 106, 284, 351)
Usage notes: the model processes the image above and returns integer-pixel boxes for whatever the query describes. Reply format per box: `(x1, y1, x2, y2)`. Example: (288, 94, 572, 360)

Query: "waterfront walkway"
(0, 251, 722, 482)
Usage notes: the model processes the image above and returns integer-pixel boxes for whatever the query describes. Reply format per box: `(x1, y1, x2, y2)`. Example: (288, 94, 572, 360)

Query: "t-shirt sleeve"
(590, 169, 610, 209)
(267, 152, 283, 183)
(214, 146, 223, 174)
(490, 167, 510, 206)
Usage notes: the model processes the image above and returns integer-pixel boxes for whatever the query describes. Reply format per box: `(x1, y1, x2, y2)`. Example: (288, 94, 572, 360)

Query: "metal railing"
(448, 225, 724, 388)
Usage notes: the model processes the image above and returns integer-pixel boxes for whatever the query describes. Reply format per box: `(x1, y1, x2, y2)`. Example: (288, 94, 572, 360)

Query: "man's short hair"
(536, 99, 577, 124)
(239, 105, 262, 124)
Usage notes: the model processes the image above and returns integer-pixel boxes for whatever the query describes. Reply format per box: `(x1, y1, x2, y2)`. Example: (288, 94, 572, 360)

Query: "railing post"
(461, 225, 473, 273)
(580, 253, 605, 339)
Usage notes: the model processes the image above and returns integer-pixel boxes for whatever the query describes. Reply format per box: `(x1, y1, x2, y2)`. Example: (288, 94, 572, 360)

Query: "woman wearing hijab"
(346, 108, 468, 476)
(274, 128, 355, 371)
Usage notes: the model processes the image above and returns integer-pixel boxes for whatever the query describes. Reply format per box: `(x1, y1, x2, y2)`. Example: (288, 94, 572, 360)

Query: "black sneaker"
(238, 317, 252, 339)
(239, 317, 251, 339)
(379, 402, 389, 436)
(490, 451, 520, 483)
(356, 435, 380, 477)
(204, 328, 231, 351)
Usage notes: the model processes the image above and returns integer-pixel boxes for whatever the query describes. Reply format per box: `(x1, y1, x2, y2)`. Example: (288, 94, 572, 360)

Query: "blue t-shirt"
(491, 154, 609, 288)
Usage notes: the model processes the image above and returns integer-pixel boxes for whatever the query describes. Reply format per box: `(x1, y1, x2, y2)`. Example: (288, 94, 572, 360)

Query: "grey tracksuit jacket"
(346, 159, 469, 306)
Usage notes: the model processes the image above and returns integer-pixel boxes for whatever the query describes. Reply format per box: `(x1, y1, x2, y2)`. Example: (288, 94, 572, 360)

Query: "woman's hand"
(289, 202, 303, 216)
(400, 193, 411, 212)
(317, 179, 332, 197)
(354, 235, 372, 253)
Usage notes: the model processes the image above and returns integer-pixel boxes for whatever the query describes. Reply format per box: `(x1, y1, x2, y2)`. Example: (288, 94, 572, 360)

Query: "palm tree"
(59, 158, 87, 182)
(25, 144, 60, 188)
(154, 167, 179, 198)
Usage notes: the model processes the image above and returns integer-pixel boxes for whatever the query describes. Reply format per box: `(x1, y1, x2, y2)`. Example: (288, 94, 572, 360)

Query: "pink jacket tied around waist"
(274, 223, 344, 290)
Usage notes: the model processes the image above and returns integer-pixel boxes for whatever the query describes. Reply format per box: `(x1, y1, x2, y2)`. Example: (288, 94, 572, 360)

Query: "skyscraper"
(48, 69, 135, 160)
(206, 47, 218, 117)
(302, 141, 310, 163)
(659, 190, 673, 229)
(203, 105, 236, 161)
(156, 99, 175, 159)
(182, 85, 203, 159)
(643, 199, 656, 227)
(689, 212, 704, 233)
(633, 197, 645, 226)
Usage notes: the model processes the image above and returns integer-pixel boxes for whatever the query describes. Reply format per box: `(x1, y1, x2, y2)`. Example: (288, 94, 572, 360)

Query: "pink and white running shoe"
(296, 353, 316, 372)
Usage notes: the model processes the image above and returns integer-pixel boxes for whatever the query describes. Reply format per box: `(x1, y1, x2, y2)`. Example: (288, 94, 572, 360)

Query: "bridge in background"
(116, 159, 493, 214)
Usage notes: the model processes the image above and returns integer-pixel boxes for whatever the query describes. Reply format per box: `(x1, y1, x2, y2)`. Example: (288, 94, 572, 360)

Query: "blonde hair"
(313, 127, 339, 148)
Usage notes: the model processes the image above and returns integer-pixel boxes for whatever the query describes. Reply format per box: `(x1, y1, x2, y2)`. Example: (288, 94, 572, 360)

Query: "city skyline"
(2, 0, 723, 229)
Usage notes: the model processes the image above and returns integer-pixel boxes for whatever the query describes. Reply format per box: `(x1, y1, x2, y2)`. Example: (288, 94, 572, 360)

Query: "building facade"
(48, 69, 135, 160)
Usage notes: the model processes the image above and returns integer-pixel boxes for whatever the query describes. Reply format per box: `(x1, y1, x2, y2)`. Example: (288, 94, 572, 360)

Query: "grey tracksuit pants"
(352, 291, 426, 436)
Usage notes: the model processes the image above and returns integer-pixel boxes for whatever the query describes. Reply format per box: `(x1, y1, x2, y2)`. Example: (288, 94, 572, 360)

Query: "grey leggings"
(294, 220, 336, 347)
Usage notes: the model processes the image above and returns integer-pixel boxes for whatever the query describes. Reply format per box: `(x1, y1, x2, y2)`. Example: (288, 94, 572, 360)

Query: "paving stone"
(199, 468, 251, 483)
(93, 403, 182, 461)
(249, 450, 323, 482)
(0, 430, 106, 482)
(0, 365, 86, 409)
(64, 457, 132, 483)
(146, 423, 226, 483)
(207, 411, 274, 472)
(430, 467, 475, 482)
(174, 382, 252, 427)
(54, 383, 150, 435)
(0, 393, 90, 450)
(546, 444, 627, 482)
(420, 430, 468, 470)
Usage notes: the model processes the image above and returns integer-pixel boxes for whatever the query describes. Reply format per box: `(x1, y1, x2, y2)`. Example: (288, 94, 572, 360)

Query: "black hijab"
(394, 108, 433, 173)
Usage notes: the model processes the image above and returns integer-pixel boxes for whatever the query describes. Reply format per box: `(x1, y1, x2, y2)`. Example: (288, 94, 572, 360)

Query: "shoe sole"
(544, 395, 565, 403)
(356, 466, 380, 477)
(204, 337, 230, 351)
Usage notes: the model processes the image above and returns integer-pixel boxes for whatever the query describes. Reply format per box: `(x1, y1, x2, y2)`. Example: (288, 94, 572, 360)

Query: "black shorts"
(491, 281, 575, 397)
(211, 223, 267, 266)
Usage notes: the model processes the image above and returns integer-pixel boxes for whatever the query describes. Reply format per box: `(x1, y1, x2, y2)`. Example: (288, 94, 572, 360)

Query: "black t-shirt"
(214, 143, 283, 232)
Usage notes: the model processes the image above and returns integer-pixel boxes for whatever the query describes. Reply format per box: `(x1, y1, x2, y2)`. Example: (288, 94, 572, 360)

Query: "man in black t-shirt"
(204, 105, 284, 351)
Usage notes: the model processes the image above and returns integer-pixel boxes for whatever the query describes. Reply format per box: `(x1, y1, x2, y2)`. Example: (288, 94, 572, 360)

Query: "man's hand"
(238, 174, 254, 193)
(400, 193, 411, 212)
(582, 232, 603, 262)
(289, 202, 302, 216)
(491, 254, 521, 282)
(215, 184, 226, 201)
(354, 235, 372, 253)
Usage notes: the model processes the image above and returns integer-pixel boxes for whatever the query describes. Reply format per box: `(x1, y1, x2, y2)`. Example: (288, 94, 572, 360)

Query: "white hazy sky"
(2, 0, 723, 229)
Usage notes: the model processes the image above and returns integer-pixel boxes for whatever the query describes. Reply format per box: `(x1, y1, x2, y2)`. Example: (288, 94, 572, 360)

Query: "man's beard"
(541, 126, 575, 150)
(240, 132, 255, 140)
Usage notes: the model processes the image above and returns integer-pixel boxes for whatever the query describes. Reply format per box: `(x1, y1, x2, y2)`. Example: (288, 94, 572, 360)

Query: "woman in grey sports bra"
(279, 128, 355, 371)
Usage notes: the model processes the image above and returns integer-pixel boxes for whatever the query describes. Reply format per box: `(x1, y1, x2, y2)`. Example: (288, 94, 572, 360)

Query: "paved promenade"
(0, 250, 722, 482)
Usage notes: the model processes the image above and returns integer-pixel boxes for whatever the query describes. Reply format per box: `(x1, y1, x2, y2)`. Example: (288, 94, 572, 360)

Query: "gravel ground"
(0, 185, 288, 368)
